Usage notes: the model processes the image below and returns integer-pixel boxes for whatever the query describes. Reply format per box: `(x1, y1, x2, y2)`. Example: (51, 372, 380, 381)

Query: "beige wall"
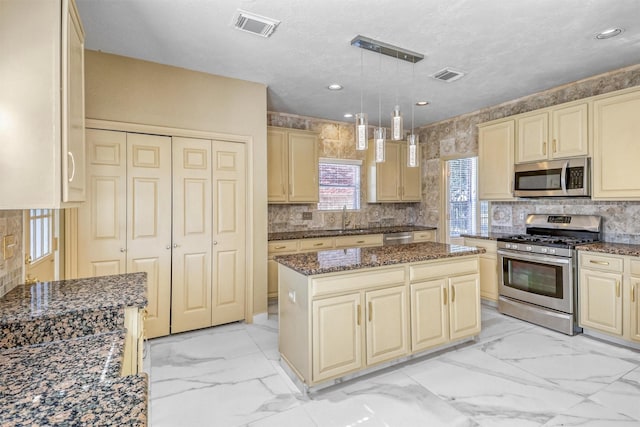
(84, 50, 269, 315)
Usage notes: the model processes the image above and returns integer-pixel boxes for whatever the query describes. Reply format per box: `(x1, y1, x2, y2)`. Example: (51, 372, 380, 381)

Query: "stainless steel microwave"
(513, 158, 590, 197)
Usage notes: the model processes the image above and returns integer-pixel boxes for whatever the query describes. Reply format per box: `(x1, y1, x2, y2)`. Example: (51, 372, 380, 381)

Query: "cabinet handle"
(632, 283, 636, 303)
(443, 288, 448, 305)
(552, 139, 557, 153)
(274, 245, 286, 249)
(451, 286, 456, 303)
(368, 301, 373, 322)
(543, 142, 547, 155)
(356, 240, 365, 244)
(67, 151, 76, 182)
(590, 260, 609, 266)
(313, 243, 324, 247)
(357, 305, 361, 326)
(616, 280, 620, 298)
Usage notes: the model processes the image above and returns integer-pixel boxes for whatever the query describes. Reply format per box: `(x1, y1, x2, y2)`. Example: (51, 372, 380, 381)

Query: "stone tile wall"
(417, 63, 640, 242)
(0, 210, 24, 297)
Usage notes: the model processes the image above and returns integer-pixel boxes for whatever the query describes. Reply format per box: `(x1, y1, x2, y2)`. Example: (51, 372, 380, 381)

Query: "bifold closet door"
(126, 133, 172, 339)
(211, 141, 247, 326)
(77, 129, 127, 278)
(171, 137, 213, 333)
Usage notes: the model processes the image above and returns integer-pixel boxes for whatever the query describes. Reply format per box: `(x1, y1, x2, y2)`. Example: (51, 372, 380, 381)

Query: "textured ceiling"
(76, 0, 640, 128)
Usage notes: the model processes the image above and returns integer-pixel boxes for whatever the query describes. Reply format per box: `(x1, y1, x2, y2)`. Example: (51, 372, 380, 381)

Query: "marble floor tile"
(147, 306, 640, 427)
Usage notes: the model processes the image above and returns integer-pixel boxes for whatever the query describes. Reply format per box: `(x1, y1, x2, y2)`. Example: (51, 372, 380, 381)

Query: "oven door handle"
(560, 161, 569, 194)
(497, 249, 571, 266)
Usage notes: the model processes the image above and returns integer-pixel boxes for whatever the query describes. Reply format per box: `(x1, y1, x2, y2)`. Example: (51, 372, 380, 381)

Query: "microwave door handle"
(560, 161, 569, 194)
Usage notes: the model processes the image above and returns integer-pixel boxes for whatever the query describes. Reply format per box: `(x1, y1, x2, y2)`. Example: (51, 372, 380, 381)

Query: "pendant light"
(374, 51, 385, 162)
(391, 51, 403, 141)
(355, 50, 368, 151)
(407, 59, 419, 168)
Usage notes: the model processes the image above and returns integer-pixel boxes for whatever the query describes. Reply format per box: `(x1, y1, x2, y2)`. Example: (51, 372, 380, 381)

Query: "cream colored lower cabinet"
(578, 251, 640, 345)
(279, 255, 481, 388)
(413, 230, 437, 243)
(464, 238, 498, 301)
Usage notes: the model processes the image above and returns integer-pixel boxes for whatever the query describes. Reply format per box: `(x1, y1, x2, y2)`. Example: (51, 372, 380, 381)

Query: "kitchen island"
(275, 241, 484, 391)
(0, 273, 148, 426)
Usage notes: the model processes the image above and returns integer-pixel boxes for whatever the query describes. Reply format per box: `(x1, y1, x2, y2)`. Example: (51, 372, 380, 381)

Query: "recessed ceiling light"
(328, 84, 343, 91)
(595, 28, 623, 39)
(343, 113, 353, 118)
(416, 101, 429, 106)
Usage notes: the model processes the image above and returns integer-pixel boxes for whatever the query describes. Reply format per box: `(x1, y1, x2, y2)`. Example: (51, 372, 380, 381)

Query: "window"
(29, 209, 53, 262)
(446, 157, 488, 240)
(317, 158, 361, 210)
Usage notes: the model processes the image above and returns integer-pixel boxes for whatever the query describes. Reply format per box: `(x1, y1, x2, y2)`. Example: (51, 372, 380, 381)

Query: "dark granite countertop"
(0, 273, 149, 426)
(274, 241, 485, 275)
(577, 242, 640, 257)
(268, 226, 437, 241)
(460, 232, 512, 241)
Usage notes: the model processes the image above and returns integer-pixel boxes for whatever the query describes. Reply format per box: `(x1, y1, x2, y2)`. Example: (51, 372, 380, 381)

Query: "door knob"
(166, 245, 171, 250)
(213, 241, 218, 246)
(173, 243, 179, 248)
(120, 248, 127, 253)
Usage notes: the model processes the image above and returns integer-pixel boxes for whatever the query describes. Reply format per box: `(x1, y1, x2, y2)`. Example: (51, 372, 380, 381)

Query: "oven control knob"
(541, 247, 548, 253)
(505, 243, 511, 249)
(549, 248, 556, 255)
(526, 245, 533, 251)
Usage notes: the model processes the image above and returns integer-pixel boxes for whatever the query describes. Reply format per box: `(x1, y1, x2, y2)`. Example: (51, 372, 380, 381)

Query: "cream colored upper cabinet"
(0, 0, 86, 209)
(515, 103, 588, 164)
(367, 141, 421, 203)
(551, 103, 588, 159)
(478, 120, 515, 200)
(267, 127, 318, 203)
(516, 112, 549, 163)
(592, 88, 640, 200)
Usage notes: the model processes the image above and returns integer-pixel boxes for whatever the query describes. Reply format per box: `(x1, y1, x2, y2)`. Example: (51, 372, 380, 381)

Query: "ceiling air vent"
(232, 10, 280, 38)
(432, 68, 465, 83)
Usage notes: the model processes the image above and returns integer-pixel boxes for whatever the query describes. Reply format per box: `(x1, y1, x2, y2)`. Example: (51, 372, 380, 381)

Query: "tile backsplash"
(0, 210, 24, 298)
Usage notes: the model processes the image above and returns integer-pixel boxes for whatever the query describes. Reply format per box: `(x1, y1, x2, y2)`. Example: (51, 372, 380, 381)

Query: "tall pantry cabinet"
(77, 129, 246, 338)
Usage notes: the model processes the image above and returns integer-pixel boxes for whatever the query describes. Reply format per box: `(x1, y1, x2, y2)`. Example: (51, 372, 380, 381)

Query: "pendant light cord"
(411, 60, 415, 134)
(378, 51, 382, 128)
(360, 50, 364, 114)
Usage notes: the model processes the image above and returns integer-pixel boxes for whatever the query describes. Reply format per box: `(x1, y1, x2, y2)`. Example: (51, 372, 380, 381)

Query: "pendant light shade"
(407, 134, 419, 167)
(391, 105, 403, 141)
(374, 127, 386, 162)
(355, 113, 368, 150)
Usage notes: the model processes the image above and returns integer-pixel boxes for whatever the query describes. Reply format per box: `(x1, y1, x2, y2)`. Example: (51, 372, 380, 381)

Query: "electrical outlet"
(302, 212, 312, 220)
(519, 212, 525, 221)
(3, 235, 16, 260)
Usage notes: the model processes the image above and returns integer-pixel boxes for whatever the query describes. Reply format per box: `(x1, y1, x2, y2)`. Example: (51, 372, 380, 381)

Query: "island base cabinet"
(411, 274, 481, 353)
(365, 286, 409, 366)
(312, 294, 363, 383)
(122, 306, 145, 376)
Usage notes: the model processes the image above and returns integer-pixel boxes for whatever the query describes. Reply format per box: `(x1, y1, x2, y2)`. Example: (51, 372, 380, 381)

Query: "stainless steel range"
(497, 214, 602, 335)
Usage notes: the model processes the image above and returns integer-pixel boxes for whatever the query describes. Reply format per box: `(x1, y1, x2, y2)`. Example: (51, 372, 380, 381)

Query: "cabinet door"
(61, 0, 86, 202)
(579, 269, 623, 336)
(171, 137, 212, 334)
(593, 90, 640, 199)
(448, 274, 481, 341)
(288, 132, 318, 202)
(479, 255, 498, 301)
(400, 144, 422, 201)
(127, 133, 173, 339)
(267, 258, 279, 298)
(211, 141, 247, 326)
(516, 113, 548, 163)
(551, 103, 588, 159)
(629, 279, 640, 343)
(478, 120, 515, 200)
(410, 279, 448, 352)
(312, 293, 363, 382)
(77, 129, 127, 278)
(376, 142, 401, 201)
(267, 128, 288, 202)
(365, 286, 408, 366)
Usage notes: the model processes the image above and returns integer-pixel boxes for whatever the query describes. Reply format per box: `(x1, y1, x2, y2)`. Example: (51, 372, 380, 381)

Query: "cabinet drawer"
(464, 238, 497, 254)
(410, 258, 479, 282)
(311, 267, 405, 297)
(630, 258, 640, 276)
(299, 238, 334, 251)
(268, 240, 298, 254)
(335, 234, 383, 248)
(579, 252, 623, 273)
(413, 230, 436, 242)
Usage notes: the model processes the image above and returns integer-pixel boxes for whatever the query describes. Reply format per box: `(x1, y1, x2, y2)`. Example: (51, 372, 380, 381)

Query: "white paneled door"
(211, 141, 246, 326)
(171, 137, 213, 333)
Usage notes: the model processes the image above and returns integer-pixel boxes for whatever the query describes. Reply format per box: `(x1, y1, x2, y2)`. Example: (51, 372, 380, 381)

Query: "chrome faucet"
(342, 205, 351, 229)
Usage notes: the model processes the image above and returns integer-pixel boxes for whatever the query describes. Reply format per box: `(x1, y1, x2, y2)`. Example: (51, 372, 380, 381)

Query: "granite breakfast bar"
(0, 273, 148, 426)
(275, 241, 485, 391)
